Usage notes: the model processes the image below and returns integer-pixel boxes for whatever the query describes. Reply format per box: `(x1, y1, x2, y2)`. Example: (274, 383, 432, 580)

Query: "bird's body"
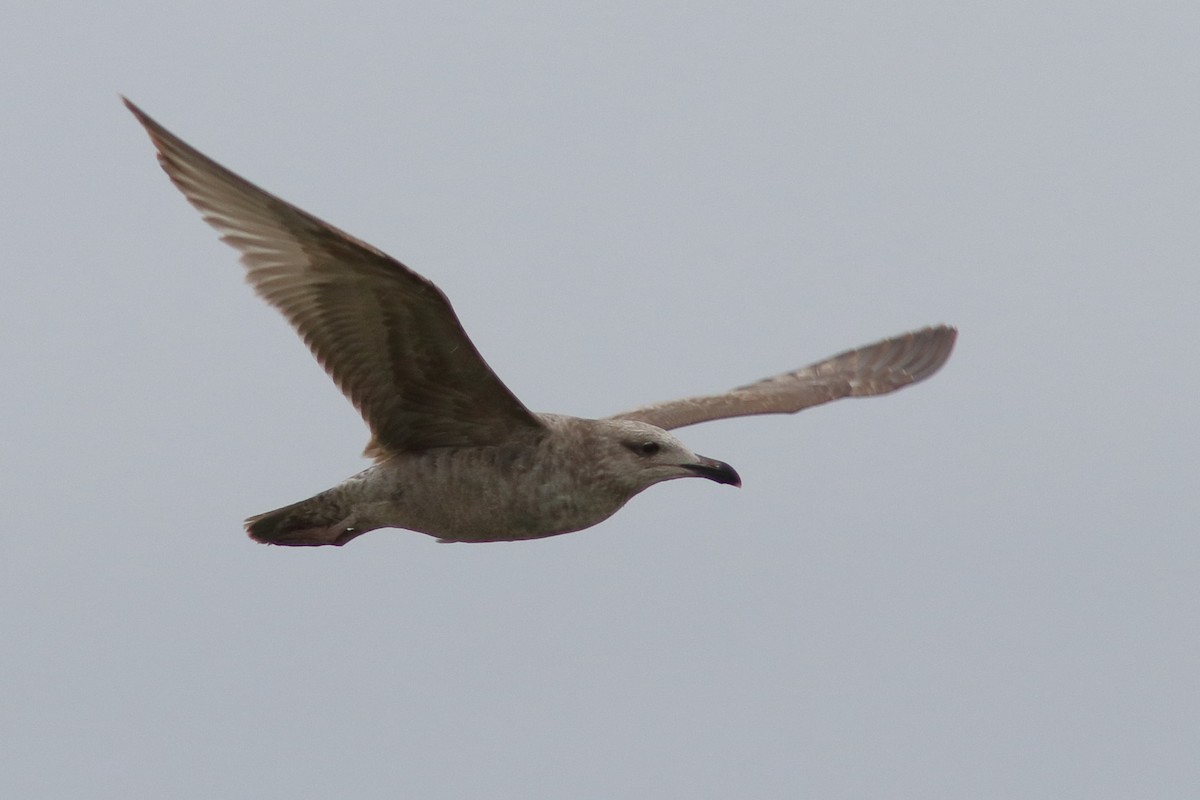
(246, 415, 737, 545)
(125, 98, 956, 546)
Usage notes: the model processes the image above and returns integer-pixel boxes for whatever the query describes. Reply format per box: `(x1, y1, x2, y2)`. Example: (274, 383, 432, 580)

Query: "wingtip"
(120, 94, 144, 119)
(934, 323, 958, 346)
(904, 324, 958, 383)
(932, 322, 958, 358)
(121, 96, 166, 146)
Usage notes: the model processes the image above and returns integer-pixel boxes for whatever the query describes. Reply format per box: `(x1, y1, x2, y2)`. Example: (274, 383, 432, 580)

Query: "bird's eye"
(639, 441, 661, 456)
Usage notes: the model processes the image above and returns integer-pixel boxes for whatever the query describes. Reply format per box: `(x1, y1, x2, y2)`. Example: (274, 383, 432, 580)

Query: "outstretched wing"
(609, 326, 956, 431)
(125, 99, 545, 455)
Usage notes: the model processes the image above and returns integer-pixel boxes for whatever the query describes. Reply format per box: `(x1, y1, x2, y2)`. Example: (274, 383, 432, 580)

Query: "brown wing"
(609, 326, 956, 431)
(125, 98, 545, 454)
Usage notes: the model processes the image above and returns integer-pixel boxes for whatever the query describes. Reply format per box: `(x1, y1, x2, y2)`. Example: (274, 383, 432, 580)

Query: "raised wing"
(609, 326, 956, 430)
(125, 98, 545, 454)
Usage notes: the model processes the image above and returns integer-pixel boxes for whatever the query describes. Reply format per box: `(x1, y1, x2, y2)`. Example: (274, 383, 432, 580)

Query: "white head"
(584, 418, 742, 495)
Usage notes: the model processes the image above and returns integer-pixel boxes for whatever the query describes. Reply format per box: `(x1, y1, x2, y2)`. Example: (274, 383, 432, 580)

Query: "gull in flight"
(125, 98, 956, 546)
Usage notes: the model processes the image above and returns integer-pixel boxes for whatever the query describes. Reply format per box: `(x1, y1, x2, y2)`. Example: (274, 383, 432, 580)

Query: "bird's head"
(589, 418, 742, 493)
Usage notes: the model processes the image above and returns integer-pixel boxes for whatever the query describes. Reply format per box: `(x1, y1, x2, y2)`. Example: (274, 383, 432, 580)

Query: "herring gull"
(124, 98, 957, 545)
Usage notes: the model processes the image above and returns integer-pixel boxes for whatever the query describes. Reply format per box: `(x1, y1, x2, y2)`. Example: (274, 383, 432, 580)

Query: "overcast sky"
(3, 2, 1198, 798)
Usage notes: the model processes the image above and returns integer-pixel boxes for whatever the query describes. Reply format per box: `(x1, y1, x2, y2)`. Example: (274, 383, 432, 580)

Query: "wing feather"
(610, 326, 956, 430)
(125, 98, 544, 454)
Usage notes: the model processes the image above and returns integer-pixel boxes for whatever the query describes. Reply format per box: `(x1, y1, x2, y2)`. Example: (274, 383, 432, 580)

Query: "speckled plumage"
(125, 99, 956, 546)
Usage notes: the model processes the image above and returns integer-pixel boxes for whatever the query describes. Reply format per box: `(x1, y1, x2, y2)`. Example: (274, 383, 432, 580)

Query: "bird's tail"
(245, 490, 366, 547)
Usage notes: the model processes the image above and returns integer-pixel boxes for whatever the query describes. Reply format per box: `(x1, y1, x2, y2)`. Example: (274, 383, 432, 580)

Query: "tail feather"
(245, 492, 366, 547)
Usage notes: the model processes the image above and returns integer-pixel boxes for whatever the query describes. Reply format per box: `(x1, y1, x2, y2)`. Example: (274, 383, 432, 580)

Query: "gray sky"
(4, 2, 1197, 797)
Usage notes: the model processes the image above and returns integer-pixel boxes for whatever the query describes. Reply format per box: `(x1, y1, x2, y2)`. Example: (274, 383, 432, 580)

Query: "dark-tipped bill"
(685, 456, 742, 487)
